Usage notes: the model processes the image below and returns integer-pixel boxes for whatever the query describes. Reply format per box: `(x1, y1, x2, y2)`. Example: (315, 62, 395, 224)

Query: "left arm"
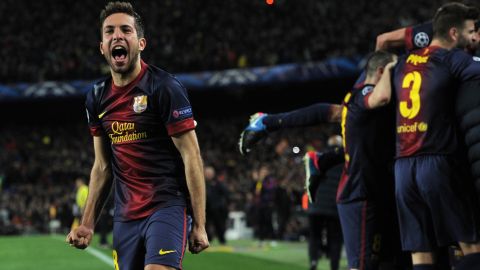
(376, 28, 407, 51)
(376, 21, 433, 51)
(172, 129, 209, 254)
(367, 59, 397, 109)
(265, 103, 343, 131)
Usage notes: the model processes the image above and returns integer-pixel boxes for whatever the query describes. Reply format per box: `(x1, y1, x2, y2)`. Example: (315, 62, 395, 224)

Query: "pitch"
(0, 235, 348, 270)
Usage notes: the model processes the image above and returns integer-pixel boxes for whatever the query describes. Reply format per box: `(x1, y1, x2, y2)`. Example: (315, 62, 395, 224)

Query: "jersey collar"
(111, 60, 149, 92)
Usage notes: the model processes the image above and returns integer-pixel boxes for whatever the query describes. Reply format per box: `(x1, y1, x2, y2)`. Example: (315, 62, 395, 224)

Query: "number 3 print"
(400, 71, 422, 119)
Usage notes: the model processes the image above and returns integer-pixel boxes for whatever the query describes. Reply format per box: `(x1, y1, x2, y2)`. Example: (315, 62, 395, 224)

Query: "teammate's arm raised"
(172, 129, 210, 254)
(376, 27, 408, 51)
(66, 136, 112, 249)
(376, 21, 433, 51)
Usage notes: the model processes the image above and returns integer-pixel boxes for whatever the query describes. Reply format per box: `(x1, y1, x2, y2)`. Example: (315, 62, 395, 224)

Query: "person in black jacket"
(205, 165, 230, 245)
(304, 136, 344, 270)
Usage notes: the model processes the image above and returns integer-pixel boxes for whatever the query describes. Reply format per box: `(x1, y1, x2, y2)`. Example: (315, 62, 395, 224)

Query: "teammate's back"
(392, 46, 475, 158)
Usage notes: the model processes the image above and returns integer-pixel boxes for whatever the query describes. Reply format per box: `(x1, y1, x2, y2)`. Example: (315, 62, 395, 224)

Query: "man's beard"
(457, 35, 471, 50)
(109, 51, 139, 75)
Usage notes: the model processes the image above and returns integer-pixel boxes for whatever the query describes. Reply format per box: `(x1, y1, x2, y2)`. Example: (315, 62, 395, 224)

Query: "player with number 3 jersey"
(389, 3, 480, 269)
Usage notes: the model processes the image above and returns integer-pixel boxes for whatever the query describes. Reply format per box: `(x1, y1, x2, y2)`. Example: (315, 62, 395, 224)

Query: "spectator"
(205, 165, 230, 245)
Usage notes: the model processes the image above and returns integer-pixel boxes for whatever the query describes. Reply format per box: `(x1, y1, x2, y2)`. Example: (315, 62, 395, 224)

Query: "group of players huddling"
(240, 2, 480, 270)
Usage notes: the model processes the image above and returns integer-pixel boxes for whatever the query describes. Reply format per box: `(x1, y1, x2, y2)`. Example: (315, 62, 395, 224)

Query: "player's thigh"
(416, 155, 480, 246)
(113, 220, 145, 270)
(394, 157, 436, 251)
(337, 200, 379, 270)
(143, 206, 192, 270)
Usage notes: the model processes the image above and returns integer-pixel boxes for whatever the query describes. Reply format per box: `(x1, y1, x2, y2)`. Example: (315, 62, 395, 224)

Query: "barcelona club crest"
(133, 95, 148, 113)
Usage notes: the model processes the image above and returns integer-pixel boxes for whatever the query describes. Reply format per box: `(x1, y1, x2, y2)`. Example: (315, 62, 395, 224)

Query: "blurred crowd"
(0, 0, 448, 82)
(0, 124, 91, 234)
(0, 116, 338, 240)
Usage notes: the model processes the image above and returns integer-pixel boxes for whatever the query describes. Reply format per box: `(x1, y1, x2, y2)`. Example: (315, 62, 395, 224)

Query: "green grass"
(0, 235, 348, 270)
(0, 235, 104, 270)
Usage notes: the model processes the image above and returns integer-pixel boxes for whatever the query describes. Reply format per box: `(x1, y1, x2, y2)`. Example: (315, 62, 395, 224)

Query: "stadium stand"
(0, 0, 444, 82)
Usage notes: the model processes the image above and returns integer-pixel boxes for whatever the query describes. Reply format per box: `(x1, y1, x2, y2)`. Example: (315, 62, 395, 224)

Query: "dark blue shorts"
(337, 199, 400, 269)
(395, 155, 480, 251)
(112, 206, 192, 270)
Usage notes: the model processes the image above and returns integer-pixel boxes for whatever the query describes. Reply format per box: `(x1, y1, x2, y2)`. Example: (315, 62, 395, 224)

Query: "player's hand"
(188, 225, 209, 254)
(66, 225, 94, 250)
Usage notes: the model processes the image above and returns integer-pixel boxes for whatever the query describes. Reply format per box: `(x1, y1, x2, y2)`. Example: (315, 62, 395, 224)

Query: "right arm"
(264, 103, 343, 131)
(66, 136, 112, 249)
(239, 103, 342, 155)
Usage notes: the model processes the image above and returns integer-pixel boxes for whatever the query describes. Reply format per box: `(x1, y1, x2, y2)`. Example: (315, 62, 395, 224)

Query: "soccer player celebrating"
(381, 3, 480, 270)
(66, 2, 209, 270)
(376, 10, 480, 268)
(240, 51, 401, 270)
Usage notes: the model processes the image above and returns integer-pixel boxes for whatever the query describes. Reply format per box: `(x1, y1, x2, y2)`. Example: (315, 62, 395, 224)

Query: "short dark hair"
(365, 50, 395, 77)
(99, 1, 145, 38)
(433, 2, 479, 40)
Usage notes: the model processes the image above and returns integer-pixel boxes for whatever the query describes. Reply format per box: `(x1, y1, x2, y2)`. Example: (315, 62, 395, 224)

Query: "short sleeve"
(405, 21, 433, 51)
(158, 76, 195, 136)
(351, 85, 374, 110)
(85, 88, 104, 136)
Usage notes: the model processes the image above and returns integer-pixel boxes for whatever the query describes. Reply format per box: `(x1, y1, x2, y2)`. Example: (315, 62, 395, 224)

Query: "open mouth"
(111, 46, 128, 62)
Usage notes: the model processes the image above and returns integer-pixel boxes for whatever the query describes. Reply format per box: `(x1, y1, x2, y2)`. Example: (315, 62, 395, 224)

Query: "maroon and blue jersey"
(405, 21, 479, 55)
(393, 46, 480, 158)
(337, 84, 396, 203)
(405, 21, 433, 51)
(85, 61, 195, 221)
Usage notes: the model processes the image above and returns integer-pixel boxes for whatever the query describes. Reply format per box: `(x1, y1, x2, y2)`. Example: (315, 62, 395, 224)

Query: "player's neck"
(111, 61, 142, 87)
(430, 38, 455, 50)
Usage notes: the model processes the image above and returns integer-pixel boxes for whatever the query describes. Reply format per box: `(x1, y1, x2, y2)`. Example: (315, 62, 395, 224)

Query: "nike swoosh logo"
(159, 249, 176, 255)
(98, 111, 107, 119)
